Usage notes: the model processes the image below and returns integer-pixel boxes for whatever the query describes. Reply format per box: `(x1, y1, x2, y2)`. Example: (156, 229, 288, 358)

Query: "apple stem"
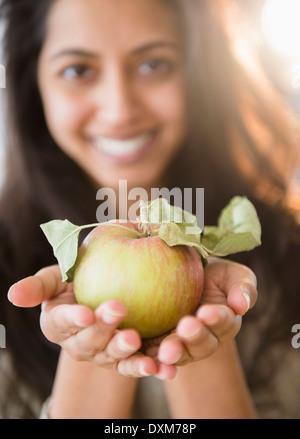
(139, 200, 151, 237)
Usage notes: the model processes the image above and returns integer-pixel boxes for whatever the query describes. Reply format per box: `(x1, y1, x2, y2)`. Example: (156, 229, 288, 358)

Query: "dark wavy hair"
(0, 0, 299, 417)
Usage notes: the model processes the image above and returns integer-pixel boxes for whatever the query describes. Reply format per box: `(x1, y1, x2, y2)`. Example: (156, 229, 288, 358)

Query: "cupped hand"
(144, 257, 258, 372)
(7, 265, 177, 380)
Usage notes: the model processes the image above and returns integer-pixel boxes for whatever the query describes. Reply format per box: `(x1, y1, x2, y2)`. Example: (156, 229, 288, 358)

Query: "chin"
(90, 159, 165, 190)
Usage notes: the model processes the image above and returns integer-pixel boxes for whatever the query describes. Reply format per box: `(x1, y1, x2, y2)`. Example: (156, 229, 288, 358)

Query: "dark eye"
(61, 65, 95, 81)
(138, 59, 174, 77)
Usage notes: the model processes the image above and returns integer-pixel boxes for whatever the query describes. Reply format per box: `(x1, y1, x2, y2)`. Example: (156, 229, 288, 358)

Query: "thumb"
(227, 282, 257, 316)
(8, 265, 67, 308)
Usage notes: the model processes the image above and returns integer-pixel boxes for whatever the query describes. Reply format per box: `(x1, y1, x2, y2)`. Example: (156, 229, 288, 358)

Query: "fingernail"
(182, 326, 201, 339)
(205, 309, 225, 326)
(117, 337, 138, 353)
(243, 290, 251, 312)
(138, 365, 153, 377)
(166, 369, 178, 382)
(161, 351, 182, 365)
(74, 319, 90, 328)
(170, 352, 182, 364)
(7, 283, 18, 304)
(205, 317, 219, 326)
(7, 286, 14, 303)
(100, 307, 125, 325)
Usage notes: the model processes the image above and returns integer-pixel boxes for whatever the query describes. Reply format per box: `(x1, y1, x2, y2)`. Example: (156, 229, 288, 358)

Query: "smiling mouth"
(94, 131, 157, 163)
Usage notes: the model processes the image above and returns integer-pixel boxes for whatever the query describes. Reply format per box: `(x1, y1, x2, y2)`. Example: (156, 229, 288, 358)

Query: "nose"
(94, 68, 141, 129)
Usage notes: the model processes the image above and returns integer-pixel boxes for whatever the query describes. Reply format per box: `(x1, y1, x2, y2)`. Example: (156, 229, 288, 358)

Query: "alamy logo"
(291, 324, 300, 349)
(96, 180, 204, 232)
(0, 64, 6, 89)
(0, 324, 6, 349)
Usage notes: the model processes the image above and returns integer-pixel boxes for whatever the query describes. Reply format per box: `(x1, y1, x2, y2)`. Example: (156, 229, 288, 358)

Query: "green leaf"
(201, 196, 262, 257)
(40, 220, 82, 282)
(147, 198, 198, 229)
(158, 222, 208, 259)
(40, 197, 262, 282)
(140, 198, 208, 258)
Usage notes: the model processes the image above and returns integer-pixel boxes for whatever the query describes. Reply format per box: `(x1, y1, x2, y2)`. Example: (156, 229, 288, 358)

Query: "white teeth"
(95, 132, 152, 158)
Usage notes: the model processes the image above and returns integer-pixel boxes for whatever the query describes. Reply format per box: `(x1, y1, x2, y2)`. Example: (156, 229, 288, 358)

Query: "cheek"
(41, 89, 90, 148)
(148, 82, 186, 127)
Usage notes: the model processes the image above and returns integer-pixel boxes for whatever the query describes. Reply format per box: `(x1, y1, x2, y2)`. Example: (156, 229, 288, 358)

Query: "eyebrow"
(132, 41, 180, 54)
(50, 49, 99, 61)
(50, 41, 180, 62)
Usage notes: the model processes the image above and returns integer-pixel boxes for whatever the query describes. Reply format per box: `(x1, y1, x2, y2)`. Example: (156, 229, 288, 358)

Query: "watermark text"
(0, 324, 6, 349)
(291, 324, 300, 348)
(96, 180, 204, 233)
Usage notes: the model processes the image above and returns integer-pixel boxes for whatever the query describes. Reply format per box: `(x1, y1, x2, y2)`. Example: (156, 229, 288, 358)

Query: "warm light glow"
(262, 0, 300, 58)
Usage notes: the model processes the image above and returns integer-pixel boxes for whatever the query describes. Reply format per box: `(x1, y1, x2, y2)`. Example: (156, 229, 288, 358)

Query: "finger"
(158, 317, 218, 366)
(197, 304, 242, 344)
(95, 299, 127, 326)
(40, 302, 96, 344)
(8, 265, 67, 307)
(61, 300, 127, 359)
(117, 354, 158, 378)
(204, 258, 258, 316)
(226, 281, 258, 316)
(98, 329, 142, 362)
(155, 363, 178, 381)
(220, 261, 257, 315)
(157, 335, 184, 365)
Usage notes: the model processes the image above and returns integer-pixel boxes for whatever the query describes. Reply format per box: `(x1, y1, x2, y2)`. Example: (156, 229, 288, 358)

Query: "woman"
(0, 0, 299, 418)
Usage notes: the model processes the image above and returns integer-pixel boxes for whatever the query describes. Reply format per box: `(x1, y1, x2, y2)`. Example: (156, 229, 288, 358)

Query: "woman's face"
(38, 0, 187, 190)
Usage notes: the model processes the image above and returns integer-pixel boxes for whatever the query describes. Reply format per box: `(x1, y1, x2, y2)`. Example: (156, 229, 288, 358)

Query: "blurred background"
(0, 13, 5, 188)
(0, 0, 300, 180)
(240, 0, 300, 113)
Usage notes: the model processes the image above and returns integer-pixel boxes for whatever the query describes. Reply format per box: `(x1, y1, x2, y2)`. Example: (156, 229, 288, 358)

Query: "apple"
(73, 221, 204, 338)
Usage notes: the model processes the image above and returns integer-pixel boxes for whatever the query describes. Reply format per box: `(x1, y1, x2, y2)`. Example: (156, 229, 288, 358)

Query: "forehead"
(43, 0, 182, 52)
